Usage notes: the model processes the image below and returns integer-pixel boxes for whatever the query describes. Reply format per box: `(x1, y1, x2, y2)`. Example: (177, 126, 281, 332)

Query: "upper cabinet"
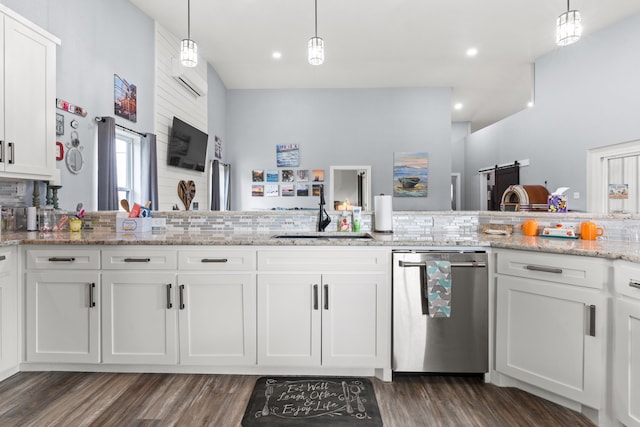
(0, 6, 59, 180)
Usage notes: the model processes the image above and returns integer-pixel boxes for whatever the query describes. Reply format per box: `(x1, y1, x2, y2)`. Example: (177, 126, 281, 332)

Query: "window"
(115, 129, 142, 209)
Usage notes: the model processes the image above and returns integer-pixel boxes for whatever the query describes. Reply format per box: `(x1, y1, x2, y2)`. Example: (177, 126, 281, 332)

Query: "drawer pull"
(525, 264, 563, 274)
(399, 260, 486, 268)
(629, 281, 640, 290)
(179, 285, 185, 310)
(586, 304, 596, 337)
(0, 255, 6, 261)
(201, 258, 228, 263)
(7, 142, 14, 164)
(48, 257, 76, 262)
(89, 283, 96, 308)
(166, 284, 173, 309)
(123, 258, 151, 263)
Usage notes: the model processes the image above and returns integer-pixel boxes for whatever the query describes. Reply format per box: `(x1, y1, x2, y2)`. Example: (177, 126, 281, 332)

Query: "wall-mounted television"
(167, 116, 208, 172)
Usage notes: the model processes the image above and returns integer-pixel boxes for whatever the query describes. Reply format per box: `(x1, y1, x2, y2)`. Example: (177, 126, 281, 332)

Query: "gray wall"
(0, 0, 154, 211)
(464, 12, 640, 212)
(207, 64, 227, 163)
(226, 88, 452, 211)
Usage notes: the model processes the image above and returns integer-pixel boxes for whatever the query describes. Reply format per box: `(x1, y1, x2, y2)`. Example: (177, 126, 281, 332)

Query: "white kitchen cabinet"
(0, 247, 18, 379)
(177, 247, 256, 365)
(177, 273, 256, 365)
(494, 249, 608, 410)
(25, 248, 101, 363)
(26, 270, 100, 363)
(101, 270, 178, 365)
(0, 6, 58, 179)
(613, 261, 640, 427)
(257, 248, 389, 368)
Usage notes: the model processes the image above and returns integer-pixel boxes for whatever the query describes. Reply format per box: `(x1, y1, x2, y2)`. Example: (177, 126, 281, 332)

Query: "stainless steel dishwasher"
(392, 250, 488, 373)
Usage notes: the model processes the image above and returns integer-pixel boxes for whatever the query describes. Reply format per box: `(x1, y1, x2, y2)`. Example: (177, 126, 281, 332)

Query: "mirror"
(329, 165, 371, 211)
(65, 147, 83, 174)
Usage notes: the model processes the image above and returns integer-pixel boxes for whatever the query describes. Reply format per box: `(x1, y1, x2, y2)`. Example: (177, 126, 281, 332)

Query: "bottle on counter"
(338, 210, 351, 232)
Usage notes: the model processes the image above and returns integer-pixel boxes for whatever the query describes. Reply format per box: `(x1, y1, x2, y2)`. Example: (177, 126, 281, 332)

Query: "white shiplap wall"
(154, 23, 209, 211)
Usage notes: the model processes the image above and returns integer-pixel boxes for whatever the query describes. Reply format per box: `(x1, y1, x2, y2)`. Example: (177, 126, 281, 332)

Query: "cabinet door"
(496, 275, 605, 408)
(2, 15, 56, 177)
(102, 271, 177, 365)
(26, 271, 100, 363)
(322, 272, 387, 367)
(615, 298, 640, 426)
(178, 273, 256, 365)
(257, 274, 321, 366)
(0, 248, 17, 375)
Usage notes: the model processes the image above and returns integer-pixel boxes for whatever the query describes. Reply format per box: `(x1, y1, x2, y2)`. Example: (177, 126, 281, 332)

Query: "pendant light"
(308, 0, 324, 65)
(556, 0, 582, 46)
(180, 0, 198, 67)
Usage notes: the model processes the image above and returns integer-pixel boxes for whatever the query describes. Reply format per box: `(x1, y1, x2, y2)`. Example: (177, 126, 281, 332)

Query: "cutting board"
(177, 180, 196, 211)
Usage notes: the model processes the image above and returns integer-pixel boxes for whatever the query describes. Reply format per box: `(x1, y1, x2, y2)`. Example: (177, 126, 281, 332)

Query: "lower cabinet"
(101, 271, 178, 365)
(257, 248, 390, 369)
(494, 250, 608, 410)
(0, 247, 18, 376)
(26, 271, 101, 363)
(178, 273, 256, 365)
(613, 261, 640, 427)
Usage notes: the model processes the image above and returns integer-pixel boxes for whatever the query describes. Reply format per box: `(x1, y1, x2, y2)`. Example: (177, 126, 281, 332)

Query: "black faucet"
(317, 185, 331, 232)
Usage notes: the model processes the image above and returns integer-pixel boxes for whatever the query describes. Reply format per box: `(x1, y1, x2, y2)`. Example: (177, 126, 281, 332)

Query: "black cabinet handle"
(123, 258, 151, 263)
(49, 257, 76, 262)
(0, 140, 3, 163)
(201, 258, 228, 263)
(179, 285, 185, 310)
(324, 284, 329, 310)
(89, 283, 96, 308)
(166, 284, 173, 309)
(587, 304, 596, 337)
(0, 255, 6, 261)
(525, 264, 563, 274)
(629, 280, 640, 290)
(313, 284, 319, 310)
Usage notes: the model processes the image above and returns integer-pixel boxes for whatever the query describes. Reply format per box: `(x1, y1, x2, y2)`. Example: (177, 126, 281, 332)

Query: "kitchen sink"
(271, 232, 374, 239)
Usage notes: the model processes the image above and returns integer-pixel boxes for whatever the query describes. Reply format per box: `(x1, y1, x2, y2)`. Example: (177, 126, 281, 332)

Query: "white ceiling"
(128, 0, 640, 131)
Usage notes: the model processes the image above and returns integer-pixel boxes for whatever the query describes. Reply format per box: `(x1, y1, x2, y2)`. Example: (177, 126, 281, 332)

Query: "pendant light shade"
(308, 0, 324, 65)
(556, 0, 582, 46)
(181, 0, 198, 67)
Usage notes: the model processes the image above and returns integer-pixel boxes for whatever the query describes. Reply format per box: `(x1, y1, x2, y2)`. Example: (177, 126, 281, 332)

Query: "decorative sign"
(56, 98, 87, 117)
(214, 135, 222, 159)
(276, 144, 300, 167)
(609, 183, 629, 199)
(56, 113, 64, 135)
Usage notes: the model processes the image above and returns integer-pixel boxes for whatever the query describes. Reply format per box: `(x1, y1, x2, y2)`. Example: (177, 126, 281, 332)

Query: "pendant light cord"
(314, 0, 318, 37)
(187, 0, 192, 39)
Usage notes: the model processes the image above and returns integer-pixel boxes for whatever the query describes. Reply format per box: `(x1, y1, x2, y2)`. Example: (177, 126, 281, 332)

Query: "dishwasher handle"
(398, 260, 486, 268)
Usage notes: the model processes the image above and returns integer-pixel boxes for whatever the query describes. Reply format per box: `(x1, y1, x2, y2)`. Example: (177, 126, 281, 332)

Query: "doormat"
(241, 376, 383, 426)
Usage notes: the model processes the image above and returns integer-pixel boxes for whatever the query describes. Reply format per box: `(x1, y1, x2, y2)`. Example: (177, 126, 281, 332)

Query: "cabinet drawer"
(102, 248, 177, 270)
(495, 250, 608, 289)
(0, 247, 16, 273)
(258, 248, 389, 272)
(614, 260, 640, 300)
(26, 248, 101, 270)
(178, 248, 255, 271)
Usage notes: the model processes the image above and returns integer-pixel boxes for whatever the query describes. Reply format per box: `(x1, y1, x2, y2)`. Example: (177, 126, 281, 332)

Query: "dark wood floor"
(0, 372, 594, 426)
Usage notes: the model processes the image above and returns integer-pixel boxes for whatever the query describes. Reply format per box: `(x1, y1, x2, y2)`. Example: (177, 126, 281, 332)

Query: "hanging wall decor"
(114, 74, 137, 122)
(214, 136, 222, 159)
(393, 152, 428, 197)
(56, 98, 87, 117)
(56, 113, 64, 135)
(276, 144, 300, 167)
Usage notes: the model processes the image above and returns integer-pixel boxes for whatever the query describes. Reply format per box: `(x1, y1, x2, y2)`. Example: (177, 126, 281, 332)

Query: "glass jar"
(38, 206, 56, 232)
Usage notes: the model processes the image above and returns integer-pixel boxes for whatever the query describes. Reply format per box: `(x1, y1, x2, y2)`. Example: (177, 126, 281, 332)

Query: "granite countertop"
(2, 229, 640, 263)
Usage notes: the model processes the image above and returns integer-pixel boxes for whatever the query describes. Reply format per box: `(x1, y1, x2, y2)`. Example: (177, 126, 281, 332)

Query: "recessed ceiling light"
(272, 51, 282, 59)
(466, 48, 478, 57)
(454, 103, 463, 110)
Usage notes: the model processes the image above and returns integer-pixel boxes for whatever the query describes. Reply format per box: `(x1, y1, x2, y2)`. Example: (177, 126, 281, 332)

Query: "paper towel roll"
(27, 207, 37, 231)
(374, 195, 393, 233)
